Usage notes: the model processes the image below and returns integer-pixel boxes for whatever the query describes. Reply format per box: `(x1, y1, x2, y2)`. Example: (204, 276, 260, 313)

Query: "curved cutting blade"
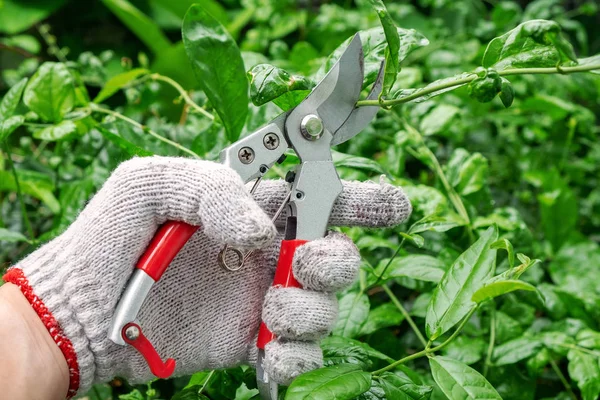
(331, 60, 385, 146)
(291, 34, 365, 135)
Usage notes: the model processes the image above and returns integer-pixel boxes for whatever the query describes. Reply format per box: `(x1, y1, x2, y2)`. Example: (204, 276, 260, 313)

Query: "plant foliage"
(1, 0, 600, 399)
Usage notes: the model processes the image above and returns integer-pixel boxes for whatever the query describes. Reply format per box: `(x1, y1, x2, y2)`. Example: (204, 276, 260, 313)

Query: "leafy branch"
(88, 103, 201, 159)
(357, 63, 600, 108)
(372, 307, 478, 376)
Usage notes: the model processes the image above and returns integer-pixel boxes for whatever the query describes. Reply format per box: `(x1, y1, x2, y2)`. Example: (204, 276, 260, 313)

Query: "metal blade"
(291, 34, 364, 135)
(331, 60, 385, 146)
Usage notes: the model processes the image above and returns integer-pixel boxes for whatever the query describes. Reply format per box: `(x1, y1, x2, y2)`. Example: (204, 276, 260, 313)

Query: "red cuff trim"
(3, 268, 80, 399)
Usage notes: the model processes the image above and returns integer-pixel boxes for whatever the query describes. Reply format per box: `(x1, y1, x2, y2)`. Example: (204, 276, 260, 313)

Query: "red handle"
(137, 221, 199, 281)
(125, 221, 198, 379)
(257, 239, 307, 349)
(122, 322, 176, 379)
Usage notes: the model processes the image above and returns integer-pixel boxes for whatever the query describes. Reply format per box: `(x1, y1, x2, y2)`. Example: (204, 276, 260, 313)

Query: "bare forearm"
(0, 283, 69, 400)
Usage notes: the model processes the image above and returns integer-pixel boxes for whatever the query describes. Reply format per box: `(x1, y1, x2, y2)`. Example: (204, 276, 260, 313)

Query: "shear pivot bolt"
(125, 325, 140, 341)
(300, 114, 323, 141)
(238, 147, 255, 164)
(263, 133, 280, 150)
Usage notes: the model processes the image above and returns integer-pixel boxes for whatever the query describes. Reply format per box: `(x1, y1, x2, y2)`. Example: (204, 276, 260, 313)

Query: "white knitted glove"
(4, 156, 411, 397)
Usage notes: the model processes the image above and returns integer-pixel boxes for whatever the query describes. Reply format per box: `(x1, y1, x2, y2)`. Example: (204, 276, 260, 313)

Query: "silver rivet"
(125, 325, 140, 340)
(263, 133, 280, 150)
(238, 147, 255, 164)
(300, 114, 324, 141)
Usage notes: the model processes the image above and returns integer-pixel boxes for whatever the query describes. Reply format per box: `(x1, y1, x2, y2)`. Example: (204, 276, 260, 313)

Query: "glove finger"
(292, 232, 360, 292)
(252, 178, 411, 228)
(264, 339, 323, 385)
(262, 287, 337, 341)
(105, 156, 275, 249)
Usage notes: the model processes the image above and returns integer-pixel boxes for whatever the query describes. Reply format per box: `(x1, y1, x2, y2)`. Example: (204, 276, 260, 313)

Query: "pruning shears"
(108, 34, 383, 399)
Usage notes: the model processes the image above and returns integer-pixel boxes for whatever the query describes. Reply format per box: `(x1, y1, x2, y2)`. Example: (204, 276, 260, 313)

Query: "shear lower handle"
(257, 239, 307, 349)
(109, 220, 199, 378)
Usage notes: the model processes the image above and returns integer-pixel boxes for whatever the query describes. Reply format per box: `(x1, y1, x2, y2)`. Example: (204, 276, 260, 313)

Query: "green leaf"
(376, 255, 446, 284)
(285, 364, 371, 400)
(0, 77, 28, 120)
(23, 62, 75, 123)
(247, 64, 314, 108)
(182, 5, 248, 142)
(482, 19, 577, 69)
(445, 148, 489, 196)
(0, 170, 60, 213)
(322, 338, 373, 369)
(468, 70, 502, 103)
(0, 228, 30, 243)
(333, 291, 370, 338)
(409, 213, 466, 235)
(33, 120, 78, 141)
(574, 54, 600, 75)
(101, 0, 171, 55)
(321, 336, 394, 363)
(368, 0, 399, 97)
(94, 68, 149, 103)
(0, 0, 66, 35)
(426, 226, 498, 339)
(391, 72, 472, 103)
(567, 350, 600, 400)
(498, 77, 514, 108)
(151, 0, 228, 27)
(376, 372, 433, 400)
(359, 303, 405, 336)
(429, 356, 501, 400)
(491, 238, 515, 268)
(0, 115, 24, 141)
(399, 232, 425, 248)
(577, 329, 600, 350)
(97, 126, 154, 157)
(441, 336, 486, 365)
(493, 336, 543, 365)
(549, 241, 600, 296)
(332, 150, 386, 174)
(420, 104, 461, 136)
(184, 368, 245, 400)
(537, 171, 578, 251)
(472, 280, 536, 304)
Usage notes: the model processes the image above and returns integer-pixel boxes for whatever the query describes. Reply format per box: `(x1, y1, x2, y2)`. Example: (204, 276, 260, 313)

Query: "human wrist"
(0, 283, 69, 400)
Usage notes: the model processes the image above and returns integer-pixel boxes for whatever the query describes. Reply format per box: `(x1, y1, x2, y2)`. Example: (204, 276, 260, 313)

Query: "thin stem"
(150, 74, 214, 120)
(371, 349, 428, 375)
(372, 307, 477, 375)
(198, 370, 215, 394)
(550, 359, 577, 400)
(382, 284, 428, 348)
(2, 143, 34, 239)
(557, 343, 600, 358)
(372, 237, 406, 286)
(356, 64, 600, 108)
(404, 123, 475, 242)
(483, 304, 496, 377)
(428, 307, 477, 353)
(559, 118, 577, 172)
(89, 104, 201, 159)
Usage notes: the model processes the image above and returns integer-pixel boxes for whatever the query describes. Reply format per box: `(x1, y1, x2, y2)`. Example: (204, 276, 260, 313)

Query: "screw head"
(125, 325, 140, 340)
(263, 133, 280, 150)
(238, 147, 255, 164)
(300, 114, 324, 141)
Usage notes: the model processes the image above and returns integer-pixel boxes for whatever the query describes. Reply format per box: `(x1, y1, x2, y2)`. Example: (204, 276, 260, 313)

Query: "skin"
(0, 283, 69, 400)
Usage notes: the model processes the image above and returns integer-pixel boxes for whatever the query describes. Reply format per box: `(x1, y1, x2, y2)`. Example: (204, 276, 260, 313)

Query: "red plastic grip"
(137, 221, 199, 281)
(122, 322, 176, 379)
(257, 239, 307, 349)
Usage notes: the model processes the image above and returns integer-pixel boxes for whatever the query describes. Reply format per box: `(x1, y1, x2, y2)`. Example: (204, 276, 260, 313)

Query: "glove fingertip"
(264, 340, 323, 385)
(332, 179, 412, 228)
